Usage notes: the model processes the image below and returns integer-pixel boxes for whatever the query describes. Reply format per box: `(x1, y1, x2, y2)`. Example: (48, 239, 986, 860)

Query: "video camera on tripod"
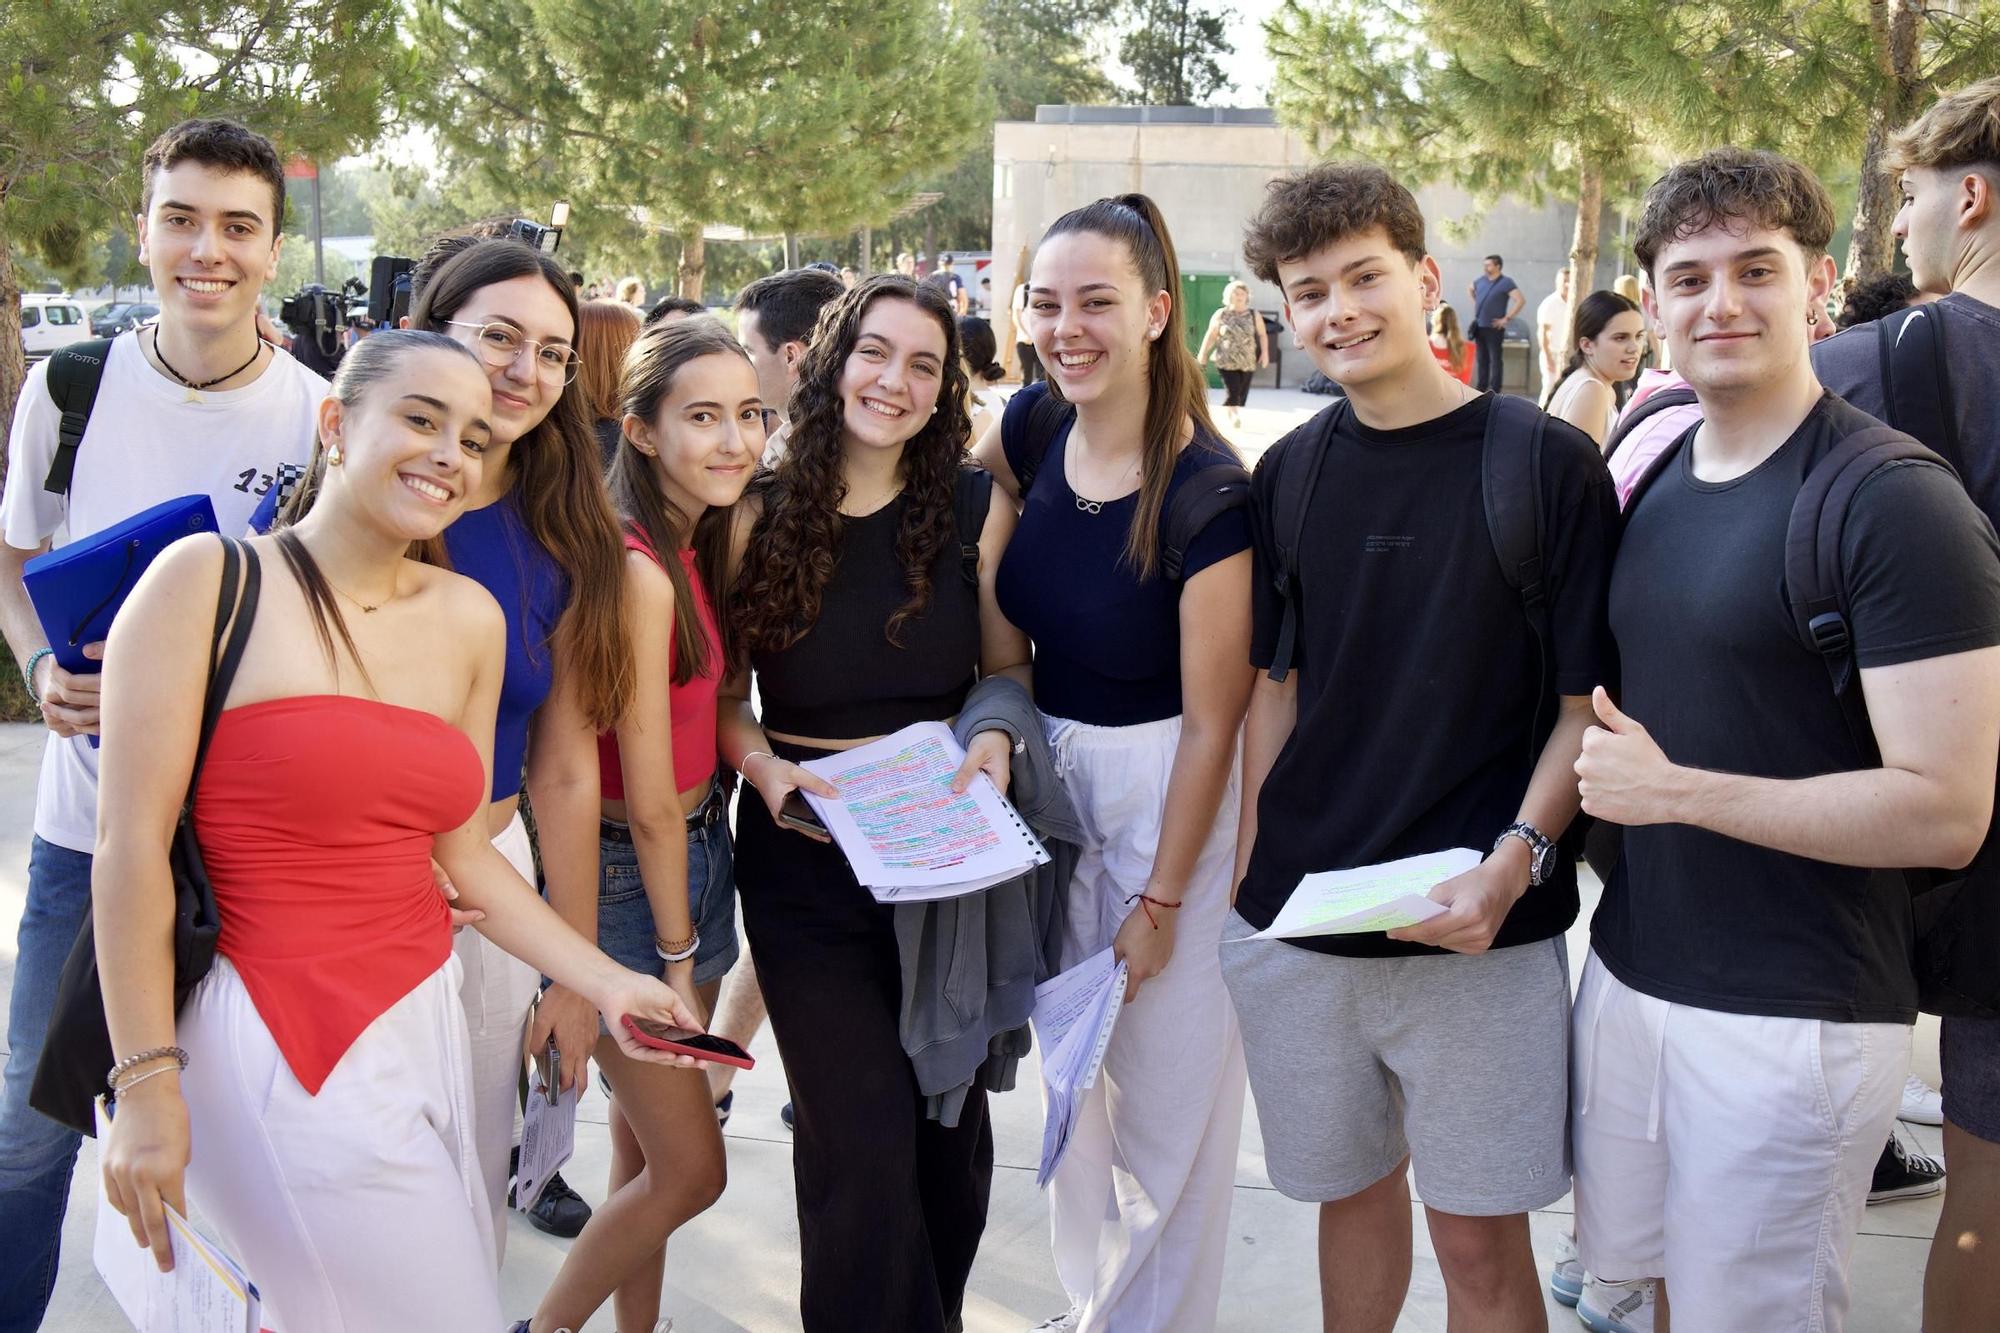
(362, 203, 573, 333)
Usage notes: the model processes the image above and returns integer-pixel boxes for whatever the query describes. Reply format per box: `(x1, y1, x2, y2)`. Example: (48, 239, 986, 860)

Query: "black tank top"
(754, 477, 983, 738)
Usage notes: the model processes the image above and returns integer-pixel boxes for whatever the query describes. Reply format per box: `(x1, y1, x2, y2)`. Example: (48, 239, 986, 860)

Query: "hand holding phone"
(779, 791, 827, 837)
(621, 1015, 756, 1070)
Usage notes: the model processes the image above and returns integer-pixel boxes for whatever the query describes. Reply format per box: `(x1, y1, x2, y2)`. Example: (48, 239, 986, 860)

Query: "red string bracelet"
(1124, 892, 1182, 929)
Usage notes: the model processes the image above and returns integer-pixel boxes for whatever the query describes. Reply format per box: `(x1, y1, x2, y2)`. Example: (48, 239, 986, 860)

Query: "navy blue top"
(995, 384, 1251, 726)
(445, 495, 570, 801)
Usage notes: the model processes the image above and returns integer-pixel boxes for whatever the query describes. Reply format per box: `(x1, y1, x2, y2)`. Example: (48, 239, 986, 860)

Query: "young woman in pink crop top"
(524, 320, 767, 1330)
(91, 331, 708, 1333)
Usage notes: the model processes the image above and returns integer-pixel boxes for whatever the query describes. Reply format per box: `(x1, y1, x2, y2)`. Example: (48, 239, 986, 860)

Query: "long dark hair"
(273, 329, 484, 696)
(735, 275, 972, 658)
(1035, 193, 1236, 578)
(605, 319, 748, 687)
(1559, 290, 1642, 408)
(409, 239, 633, 730)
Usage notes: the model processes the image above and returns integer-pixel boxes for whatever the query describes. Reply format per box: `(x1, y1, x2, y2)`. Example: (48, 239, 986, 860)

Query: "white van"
(20, 295, 93, 360)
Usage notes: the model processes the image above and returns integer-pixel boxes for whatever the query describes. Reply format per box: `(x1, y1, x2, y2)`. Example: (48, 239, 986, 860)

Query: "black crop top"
(753, 475, 986, 739)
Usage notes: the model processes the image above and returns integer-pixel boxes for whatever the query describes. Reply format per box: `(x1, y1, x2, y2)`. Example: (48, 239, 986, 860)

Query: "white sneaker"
(1578, 1275, 1656, 1333)
(1027, 1312, 1079, 1333)
(1547, 1228, 1584, 1306)
(1900, 1074, 1945, 1126)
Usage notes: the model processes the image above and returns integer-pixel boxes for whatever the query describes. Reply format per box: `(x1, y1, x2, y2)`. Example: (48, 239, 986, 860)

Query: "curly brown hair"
(734, 275, 972, 660)
(1242, 163, 1428, 287)
(1633, 148, 1834, 279)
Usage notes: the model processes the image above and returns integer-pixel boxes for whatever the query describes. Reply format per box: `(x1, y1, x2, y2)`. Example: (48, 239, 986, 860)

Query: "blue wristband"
(21, 647, 52, 703)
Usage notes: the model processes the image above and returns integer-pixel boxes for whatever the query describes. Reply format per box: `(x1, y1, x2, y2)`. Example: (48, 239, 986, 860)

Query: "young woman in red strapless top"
(91, 330, 707, 1333)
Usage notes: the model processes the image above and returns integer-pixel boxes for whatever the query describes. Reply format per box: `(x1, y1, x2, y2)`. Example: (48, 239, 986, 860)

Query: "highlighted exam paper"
(1228, 848, 1480, 941)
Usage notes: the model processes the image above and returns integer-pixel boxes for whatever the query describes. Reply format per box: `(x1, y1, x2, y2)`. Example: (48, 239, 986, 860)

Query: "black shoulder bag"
(30, 537, 263, 1135)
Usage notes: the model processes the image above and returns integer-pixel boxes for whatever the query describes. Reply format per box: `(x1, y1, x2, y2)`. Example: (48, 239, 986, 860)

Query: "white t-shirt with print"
(2, 332, 326, 852)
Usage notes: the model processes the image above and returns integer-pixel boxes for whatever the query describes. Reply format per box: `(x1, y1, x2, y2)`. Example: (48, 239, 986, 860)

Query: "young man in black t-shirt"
(1574, 148, 2000, 1332)
(1222, 163, 1619, 1332)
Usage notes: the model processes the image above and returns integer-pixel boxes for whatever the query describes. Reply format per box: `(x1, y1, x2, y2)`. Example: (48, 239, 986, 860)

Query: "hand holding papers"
(1031, 949, 1126, 1186)
(1228, 848, 1480, 941)
(514, 1060, 577, 1215)
(800, 721, 1049, 903)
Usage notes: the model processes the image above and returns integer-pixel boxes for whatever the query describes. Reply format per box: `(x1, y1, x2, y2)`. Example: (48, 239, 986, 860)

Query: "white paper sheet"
(1030, 948, 1126, 1187)
(800, 721, 1048, 901)
(514, 1063, 577, 1214)
(1229, 848, 1479, 941)
(93, 1105, 261, 1332)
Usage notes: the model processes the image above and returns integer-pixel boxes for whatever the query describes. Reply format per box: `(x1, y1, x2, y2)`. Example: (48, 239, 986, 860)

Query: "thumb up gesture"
(1575, 686, 1679, 826)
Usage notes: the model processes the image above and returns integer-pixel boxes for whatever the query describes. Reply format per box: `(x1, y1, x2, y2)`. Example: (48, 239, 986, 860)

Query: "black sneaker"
(527, 1170, 593, 1237)
(715, 1089, 733, 1128)
(780, 1100, 794, 1132)
(1869, 1135, 1945, 1203)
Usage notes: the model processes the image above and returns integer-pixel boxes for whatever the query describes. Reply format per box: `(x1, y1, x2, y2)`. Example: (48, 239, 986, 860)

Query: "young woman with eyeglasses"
(406, 236, 636, 1260)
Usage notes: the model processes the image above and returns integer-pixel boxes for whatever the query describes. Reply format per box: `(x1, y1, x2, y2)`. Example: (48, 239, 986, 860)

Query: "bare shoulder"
(625, 545, 676, 611)
(413, 561, 505, 642)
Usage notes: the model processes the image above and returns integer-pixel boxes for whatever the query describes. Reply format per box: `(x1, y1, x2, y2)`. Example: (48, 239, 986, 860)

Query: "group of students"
(0, 75, 1994, 1333)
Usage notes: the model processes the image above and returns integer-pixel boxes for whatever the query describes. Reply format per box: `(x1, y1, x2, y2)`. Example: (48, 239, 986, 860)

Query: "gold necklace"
(323, 572, 399, 613)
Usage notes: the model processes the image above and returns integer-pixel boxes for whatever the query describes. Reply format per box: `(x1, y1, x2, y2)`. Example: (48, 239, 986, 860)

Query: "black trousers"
(1219, 367, 1253, 406)
(1472, 324, 1507, 393)
(735, 744, 994, 1333)
(1017, 341, 1043, 385)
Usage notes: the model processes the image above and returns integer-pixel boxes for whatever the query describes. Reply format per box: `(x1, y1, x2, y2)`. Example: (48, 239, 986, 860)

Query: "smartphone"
(621, 1014, 757, 1069)
(534, 1036, 561, 1103)
(778, 791, 827, 836)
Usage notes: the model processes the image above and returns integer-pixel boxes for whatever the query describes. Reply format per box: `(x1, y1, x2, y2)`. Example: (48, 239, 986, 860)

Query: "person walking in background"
(579, 299, 643, 467)
(1544, 291, 1645, 447)
(927, 253, 970, 316)
(1197, 278, 1269, 429)
(1537, 265, 1573, 398)
(1429, 304, 1474, 384)
(1468, 252, 1523, 393)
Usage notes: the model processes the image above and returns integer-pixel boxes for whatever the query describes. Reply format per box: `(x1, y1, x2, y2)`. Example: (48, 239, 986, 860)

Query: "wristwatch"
(1493, 821, 1558, 887)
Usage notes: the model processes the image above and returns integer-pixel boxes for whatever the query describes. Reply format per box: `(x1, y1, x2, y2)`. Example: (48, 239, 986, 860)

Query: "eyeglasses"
(444, 320, 582, 385)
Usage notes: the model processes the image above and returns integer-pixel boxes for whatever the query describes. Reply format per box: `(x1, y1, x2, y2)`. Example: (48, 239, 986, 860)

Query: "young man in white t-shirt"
(1536, 265, 1572, 398)
(0, 117, 324, 1328)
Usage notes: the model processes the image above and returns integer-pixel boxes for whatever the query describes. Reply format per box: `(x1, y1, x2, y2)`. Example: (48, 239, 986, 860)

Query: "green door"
(1181, 272, 1229, 389)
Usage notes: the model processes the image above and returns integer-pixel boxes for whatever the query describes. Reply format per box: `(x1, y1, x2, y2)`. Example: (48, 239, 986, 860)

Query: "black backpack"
(1007, 389, 1251, 582)
(952, 466, 994, 587)
(41, 338, 116, 497)
(1618, 406, 1997, 1018)
(1262, 394, 1558, 759)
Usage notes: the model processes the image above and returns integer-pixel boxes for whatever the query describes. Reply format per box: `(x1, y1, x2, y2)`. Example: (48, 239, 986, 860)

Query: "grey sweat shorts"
(1219, 910, 1572, 1215)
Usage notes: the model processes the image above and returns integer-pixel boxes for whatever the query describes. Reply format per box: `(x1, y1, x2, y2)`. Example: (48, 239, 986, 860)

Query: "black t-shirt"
(1594, 394, 2000, 1023)
(1239, 394, 1621, 958)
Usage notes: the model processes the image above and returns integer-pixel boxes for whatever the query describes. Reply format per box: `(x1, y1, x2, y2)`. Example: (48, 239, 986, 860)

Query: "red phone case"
(620, 1014, 757, 1069)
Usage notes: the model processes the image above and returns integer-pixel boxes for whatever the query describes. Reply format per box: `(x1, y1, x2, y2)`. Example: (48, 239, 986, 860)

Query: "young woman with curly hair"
(719, 274, 1030, 1332)
(973, 194, 1255, 1333)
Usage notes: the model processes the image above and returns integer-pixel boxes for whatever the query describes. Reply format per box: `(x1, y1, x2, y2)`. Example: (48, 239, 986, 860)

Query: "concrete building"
(992, 106, 1624, 393)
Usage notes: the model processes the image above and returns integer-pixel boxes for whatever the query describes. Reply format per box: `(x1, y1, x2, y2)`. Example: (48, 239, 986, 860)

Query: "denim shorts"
(597, 788, 740, 987)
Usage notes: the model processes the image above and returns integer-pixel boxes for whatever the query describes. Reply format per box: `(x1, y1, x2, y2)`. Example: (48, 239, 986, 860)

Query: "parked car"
(90, 301, 159, 337)
(20, 295, 93, 360)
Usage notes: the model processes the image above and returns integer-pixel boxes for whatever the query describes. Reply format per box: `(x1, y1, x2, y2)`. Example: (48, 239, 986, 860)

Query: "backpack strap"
(953, 467, 994, 587)
(1159, 461, 1251, 583)
(42, 338, 115, 497)
(1602, 385, 1699, 468)
(1265, 401, 1346, 683)
(1482, 394, 1554, 752)
(1008, 388, 1076, 496)
(1783, 425, 1947, 760)
(1877, 305, 1960, 473)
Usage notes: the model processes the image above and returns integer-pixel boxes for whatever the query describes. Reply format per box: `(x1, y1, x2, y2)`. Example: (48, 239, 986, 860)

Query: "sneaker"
(1578, 1274, 1656, 1333)
(1870, 1135, 1945, 1203)
(1899, 1074, 1945, 1126)
(1026, 1312, 1078, 1332)
(1547, 1228, 1584, 1306)
(781, 1100, 794, 1132)
(526, 1170, 593, 1237)
(715, 1089, 733, 1128)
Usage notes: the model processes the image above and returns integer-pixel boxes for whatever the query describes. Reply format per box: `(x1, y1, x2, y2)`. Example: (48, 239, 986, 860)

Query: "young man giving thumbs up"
(1573, 149, 2000, 1333)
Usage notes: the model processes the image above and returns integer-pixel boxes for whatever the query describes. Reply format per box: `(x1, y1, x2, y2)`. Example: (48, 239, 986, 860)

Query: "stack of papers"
(93, 1107, 261, 1331)
(1030, 948, 1126, 1186)
(801, 721, 1050, 903)
(1228, 848, 1480, 941)
(515, 1063, 577, 1214)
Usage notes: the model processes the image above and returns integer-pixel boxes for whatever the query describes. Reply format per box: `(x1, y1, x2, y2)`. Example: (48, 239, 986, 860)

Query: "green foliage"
(1119, 0, 1234, 106)
(985, 0, 1122, 121)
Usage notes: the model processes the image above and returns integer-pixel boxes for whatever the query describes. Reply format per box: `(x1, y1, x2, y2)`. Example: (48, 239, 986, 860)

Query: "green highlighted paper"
(1231, 848, 1480, 941)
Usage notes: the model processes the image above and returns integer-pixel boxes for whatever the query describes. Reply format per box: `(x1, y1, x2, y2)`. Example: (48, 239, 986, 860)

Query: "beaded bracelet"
(21, 647, 52, 703)
(655, 931, 700, 963)
(107, 1044, 188, 1094)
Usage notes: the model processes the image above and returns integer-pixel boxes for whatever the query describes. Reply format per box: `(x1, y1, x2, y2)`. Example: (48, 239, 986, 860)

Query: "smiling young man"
(1221, 162, 1618, 1333)
(0, 118, 324, 1328)
(1573, 148, 2000, 1333)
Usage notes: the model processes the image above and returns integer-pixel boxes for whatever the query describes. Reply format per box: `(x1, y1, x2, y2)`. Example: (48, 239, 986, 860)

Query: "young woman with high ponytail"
(972, 193, 1254, 1332)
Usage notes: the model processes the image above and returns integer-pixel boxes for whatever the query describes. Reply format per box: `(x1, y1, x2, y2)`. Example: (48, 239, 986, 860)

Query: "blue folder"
(24, 494, 219, 674)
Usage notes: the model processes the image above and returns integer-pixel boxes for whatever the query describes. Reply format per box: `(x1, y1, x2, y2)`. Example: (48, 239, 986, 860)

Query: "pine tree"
(0, 0, 402, 476)
(409, 0, 987, 300)
(1120, 0, 1234, 106)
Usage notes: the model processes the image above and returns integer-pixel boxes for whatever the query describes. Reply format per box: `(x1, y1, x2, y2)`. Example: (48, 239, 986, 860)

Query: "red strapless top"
(192, 696, 485, 1094)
